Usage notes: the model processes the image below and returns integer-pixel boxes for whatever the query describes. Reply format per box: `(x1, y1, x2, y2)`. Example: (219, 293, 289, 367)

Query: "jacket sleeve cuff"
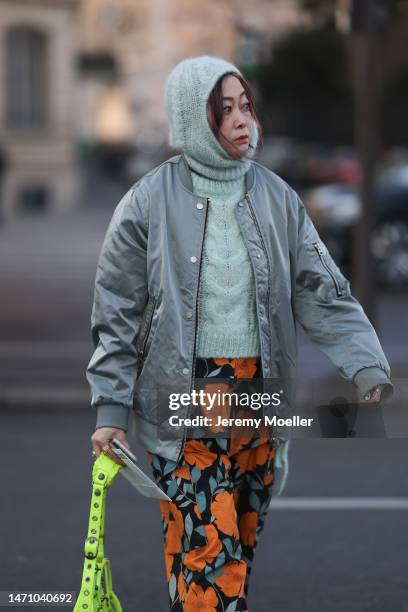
(95, 404, 130, 431)
(353, 367, 394, 402)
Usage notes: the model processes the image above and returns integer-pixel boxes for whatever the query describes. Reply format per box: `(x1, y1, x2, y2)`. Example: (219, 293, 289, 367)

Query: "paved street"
(2, 406, 408, 611)
(1, 208, 408, 611)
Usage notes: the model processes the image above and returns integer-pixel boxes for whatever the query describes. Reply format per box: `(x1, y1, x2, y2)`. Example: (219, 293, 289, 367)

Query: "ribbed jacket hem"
(197, 329, 261, 358)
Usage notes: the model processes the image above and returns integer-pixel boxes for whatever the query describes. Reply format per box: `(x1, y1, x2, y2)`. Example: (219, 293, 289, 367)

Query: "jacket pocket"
(136, 294, 157, 373)
(311, 241, 349, 298)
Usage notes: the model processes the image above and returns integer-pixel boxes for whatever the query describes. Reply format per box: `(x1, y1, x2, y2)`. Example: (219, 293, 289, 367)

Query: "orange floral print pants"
(147, 357, 276, 611)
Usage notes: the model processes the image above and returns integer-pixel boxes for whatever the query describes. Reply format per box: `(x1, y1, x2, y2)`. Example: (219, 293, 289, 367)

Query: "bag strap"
(74, 453, 123, 612)
(85, 453, 122, 561)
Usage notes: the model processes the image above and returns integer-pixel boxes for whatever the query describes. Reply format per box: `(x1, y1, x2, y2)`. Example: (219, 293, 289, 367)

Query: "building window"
(5, 27, 48, 129)
(17, 185, 50, 213)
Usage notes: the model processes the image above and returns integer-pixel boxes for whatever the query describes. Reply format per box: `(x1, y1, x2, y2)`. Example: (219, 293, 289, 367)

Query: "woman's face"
(208, 74, 254, 158)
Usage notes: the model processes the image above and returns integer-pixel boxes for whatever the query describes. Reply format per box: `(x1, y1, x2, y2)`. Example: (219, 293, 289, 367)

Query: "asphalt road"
(2, 406, 408, 611)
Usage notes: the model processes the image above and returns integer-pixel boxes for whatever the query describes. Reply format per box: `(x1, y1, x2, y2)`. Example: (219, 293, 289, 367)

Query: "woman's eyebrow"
(222, 91, 247, 101)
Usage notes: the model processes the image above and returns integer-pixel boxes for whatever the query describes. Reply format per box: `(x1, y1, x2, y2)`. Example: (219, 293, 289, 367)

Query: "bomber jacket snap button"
(185, 311, 193, 319)
(182, 367, 189, 375)
(256, 252, 261, 259)
(196, 202, 204, 210)
(238, 202, 243, 207)
(190, 256, 197, 263)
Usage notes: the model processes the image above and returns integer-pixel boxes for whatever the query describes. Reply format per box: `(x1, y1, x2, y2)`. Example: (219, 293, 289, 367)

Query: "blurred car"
(259, 138, 361, 188)
(303, 165, 408, 288)
(304, 145, 361, 186)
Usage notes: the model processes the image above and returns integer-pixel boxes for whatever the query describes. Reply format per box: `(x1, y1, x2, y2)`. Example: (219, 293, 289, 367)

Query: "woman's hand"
(359, 384, 387, 404)
(91, 427, 130, 466)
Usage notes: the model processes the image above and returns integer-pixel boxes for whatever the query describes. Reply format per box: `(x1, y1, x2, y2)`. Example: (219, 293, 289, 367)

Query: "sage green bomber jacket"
(86, 154, 393, 478)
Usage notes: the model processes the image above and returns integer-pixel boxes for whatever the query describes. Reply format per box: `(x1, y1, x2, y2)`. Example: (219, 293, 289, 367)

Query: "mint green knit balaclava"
(164, 55, 259, 181)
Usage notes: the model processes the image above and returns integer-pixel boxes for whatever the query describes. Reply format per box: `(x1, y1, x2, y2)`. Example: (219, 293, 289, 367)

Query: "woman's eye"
(222, 102, 250, 113)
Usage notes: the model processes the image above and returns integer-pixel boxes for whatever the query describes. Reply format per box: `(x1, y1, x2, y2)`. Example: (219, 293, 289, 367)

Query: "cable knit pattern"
(191, 171, 261, 358)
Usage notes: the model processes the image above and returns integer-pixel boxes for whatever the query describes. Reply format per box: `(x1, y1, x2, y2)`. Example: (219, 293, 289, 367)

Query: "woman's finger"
(101, 442, 126, 466)
(91, 440, 101, 458)
(360, 385, 384, 403)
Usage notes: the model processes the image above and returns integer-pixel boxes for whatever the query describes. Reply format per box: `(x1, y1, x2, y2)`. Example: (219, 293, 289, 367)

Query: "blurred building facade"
(0, 0, 79, 216)
(2, 0, 361, 215)
(77, 0, 305, 152)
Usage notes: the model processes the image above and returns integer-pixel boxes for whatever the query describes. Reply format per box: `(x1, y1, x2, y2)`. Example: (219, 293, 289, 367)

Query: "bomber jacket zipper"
(137, 295, 157, 370)
(244, 192, 271, 352)
(176, 197, 210, 464)
(312, 242, 344, 297)
(244, 193, 279, 447)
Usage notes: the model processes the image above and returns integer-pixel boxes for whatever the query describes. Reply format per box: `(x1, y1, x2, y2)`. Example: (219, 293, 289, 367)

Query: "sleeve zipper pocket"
(312, 242, 345, 298)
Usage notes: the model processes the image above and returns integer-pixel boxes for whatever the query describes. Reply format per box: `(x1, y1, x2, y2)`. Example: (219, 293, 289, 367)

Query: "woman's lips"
(235, 136, 249, 142)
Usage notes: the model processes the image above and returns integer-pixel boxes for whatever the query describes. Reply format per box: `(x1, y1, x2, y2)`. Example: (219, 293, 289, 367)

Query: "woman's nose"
(234, 109, 248, 127)
(234, 110, 249, 127)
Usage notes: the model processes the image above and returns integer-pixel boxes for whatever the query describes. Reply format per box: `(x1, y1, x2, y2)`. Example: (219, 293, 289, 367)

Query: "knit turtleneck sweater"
(191, 167, 261, 358)
(164, 55, 261, 357)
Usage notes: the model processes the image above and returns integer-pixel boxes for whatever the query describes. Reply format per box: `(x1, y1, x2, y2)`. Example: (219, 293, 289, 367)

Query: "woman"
(87, 56, 393, 610)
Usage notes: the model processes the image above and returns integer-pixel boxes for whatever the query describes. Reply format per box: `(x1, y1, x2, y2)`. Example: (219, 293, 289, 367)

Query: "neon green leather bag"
(74, 452, 123, 612)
